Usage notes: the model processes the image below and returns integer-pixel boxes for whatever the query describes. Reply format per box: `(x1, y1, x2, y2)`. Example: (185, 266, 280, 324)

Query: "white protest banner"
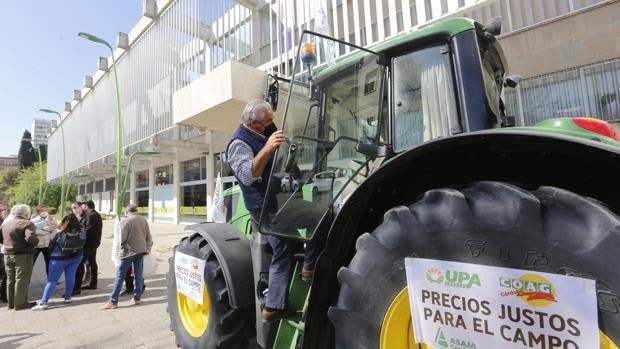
(405, 258, 598, 349)
(174, 251, 206, 304)
(110, 217, 122, 268)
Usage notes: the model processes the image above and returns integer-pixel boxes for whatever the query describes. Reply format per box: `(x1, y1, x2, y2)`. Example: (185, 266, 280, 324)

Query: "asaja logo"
(433, 328, 449, 348)
(425, 267, 481, 289)
(432, 328, 477, 349)
(426, 268, 444, 284)
(499, 273, 557, 307)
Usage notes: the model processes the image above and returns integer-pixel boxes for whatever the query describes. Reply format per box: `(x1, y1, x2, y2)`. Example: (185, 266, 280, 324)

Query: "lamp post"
(78, 32, 123, 219)
(38, 109, 66, 212)
(64, 173, 91, 207)
(22, 138, 43, 205)
(120, 150, 160, 209)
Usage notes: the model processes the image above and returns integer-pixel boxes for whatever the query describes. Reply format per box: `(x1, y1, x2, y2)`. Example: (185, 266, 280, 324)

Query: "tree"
(38, 143, 48, 162)
(5, 163, 62, 212)
(0, 167, 19, 202)
(17, 130, 36, 168)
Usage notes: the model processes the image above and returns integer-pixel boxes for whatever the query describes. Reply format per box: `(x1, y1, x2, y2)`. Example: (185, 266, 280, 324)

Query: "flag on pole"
(210, 172, 227, 223)
(111, 217, 122, 268)
(315, 0, 336, 65)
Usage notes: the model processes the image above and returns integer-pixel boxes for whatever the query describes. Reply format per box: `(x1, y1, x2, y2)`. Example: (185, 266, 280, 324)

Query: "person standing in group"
(0, 203, 10, 303)
(32, 214, 85, 310)
(73, 200, 102, 295)
(30, 204, 56, 277)
(71, 201, 90, 285)
(0, 204, 39, 310)
(100, 204, 152, 309)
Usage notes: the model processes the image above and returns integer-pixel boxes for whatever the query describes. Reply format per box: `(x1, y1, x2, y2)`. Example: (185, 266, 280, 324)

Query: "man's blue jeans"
(109, 254, 144, 304)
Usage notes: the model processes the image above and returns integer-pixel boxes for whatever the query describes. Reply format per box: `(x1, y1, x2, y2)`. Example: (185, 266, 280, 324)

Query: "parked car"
(281, 175, 300, 192)
(311, 167, 351, 196)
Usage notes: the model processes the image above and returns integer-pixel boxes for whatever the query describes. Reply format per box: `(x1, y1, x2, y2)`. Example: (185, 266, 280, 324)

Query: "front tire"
(328, 181, 620, 348)
(167, 233, 248, 349)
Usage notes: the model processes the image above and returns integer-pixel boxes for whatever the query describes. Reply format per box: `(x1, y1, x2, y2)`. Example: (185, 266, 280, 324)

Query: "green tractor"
(166, 16, 620, 349)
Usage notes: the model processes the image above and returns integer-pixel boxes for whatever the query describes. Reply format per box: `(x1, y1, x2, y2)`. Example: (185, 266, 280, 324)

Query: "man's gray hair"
(126, 204, 138, 213)
(11, 204, 31, 218)
(241, 99, 272, 126)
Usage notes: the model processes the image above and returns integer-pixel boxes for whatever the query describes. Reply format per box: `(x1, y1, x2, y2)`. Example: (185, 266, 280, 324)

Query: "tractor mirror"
(265, 74, 280, 112)
(504, 75, 521, 88)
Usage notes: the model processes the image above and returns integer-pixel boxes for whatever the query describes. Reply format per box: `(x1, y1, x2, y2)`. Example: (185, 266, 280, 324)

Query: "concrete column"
(173, 148, 181, 225)
(129, 170, 136, 205)
(206, 131, 215, 222)
(148, 162, 155, 222)
(250, 6, 261, 67)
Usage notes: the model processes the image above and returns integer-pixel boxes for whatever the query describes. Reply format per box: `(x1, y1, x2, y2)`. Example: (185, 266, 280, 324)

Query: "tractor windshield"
(259, 32, 385, 240)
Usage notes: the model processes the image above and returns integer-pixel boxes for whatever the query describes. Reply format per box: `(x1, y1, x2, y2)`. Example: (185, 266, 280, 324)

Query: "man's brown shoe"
(261, 308, 296, 323)
(14, 302, 36, 310)
(99, 302, 118, 310)
(301, 268, 314, 282)
(131, 298, 141, 305)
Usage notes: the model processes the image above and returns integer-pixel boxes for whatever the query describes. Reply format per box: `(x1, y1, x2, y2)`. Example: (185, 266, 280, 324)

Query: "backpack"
(59, 230, 86, 255)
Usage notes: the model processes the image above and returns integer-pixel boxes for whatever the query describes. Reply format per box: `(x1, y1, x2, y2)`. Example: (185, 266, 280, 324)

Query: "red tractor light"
(571, 117, 620, 141)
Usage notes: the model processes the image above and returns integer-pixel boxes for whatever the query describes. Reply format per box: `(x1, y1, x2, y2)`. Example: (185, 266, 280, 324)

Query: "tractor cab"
(259, 18, 512, 242)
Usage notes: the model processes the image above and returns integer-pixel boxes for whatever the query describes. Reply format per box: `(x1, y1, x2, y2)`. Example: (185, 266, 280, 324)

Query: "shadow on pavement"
(58, 273, 169, 307)
(0, 333, 42, 348)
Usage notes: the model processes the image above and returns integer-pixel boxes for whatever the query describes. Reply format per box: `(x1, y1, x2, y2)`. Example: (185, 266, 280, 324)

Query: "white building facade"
(46, 0, 620, 223)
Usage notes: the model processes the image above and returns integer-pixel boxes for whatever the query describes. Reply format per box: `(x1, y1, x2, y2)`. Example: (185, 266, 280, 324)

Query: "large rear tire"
(167, 233, 249, 349)
(328, 181, 620, 348)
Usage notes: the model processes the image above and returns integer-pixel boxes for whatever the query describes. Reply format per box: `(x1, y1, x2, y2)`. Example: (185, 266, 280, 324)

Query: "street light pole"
(120, 150, 160, 209)
(78, 32, 123, 219)
(64, 173, 91, 207)
(38, 109, 66, 212)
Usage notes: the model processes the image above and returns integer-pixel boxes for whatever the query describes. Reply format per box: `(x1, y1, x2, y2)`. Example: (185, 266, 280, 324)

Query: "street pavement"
(0, 219, 191, 349)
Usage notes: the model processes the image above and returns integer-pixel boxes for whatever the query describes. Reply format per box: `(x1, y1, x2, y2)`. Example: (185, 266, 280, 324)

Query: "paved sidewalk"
(0, 219, 191, 349)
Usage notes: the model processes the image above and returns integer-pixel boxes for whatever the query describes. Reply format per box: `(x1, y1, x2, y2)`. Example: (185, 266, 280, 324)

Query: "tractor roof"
(312, 17, 476, 82)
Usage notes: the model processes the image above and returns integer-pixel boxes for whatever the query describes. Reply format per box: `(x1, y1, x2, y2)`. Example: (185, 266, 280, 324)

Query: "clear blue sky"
(0, 1, 142, 157)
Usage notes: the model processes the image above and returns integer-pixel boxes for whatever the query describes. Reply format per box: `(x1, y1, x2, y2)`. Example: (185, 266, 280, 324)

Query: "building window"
(136, 170, 149, 188)
(95, 180, 104, 193)
(181, 184, 207, 216)
(86, 182, 94, 194)
(155, 165, 173, 185)
(182, 158, 206, 182)
(214, 152, 232, 177)
(136, 190, 149, 215)
(105, 177, 115, 191)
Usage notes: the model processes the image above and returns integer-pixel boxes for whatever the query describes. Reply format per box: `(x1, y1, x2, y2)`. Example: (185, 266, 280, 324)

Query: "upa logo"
(425, 268, 444, 284)
(425, 267, 481, 289)
(499, 273, 557, 307)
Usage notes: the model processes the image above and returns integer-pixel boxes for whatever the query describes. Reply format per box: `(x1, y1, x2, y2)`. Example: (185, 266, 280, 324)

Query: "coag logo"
(499, 273, 557, 307)
(426, 268, 444, 284)
(425, 267, 481, 289)
(191, 259, 200, 273)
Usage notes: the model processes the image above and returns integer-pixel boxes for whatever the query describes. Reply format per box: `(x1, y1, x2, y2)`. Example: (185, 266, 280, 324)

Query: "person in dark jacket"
(32, 214, 85, 310)
(0, 203, 10, 303)
(73, 200, 102, 295)
(0, 204, 39, 310)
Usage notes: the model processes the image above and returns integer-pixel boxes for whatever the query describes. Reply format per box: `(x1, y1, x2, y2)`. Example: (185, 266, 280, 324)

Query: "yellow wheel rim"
(380, 287, 419, 349)
(177, 283, 210, 338)
(380, 287, 617, 349)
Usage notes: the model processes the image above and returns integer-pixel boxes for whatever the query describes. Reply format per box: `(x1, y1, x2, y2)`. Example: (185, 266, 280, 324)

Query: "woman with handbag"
(32, 214, 85, 310)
